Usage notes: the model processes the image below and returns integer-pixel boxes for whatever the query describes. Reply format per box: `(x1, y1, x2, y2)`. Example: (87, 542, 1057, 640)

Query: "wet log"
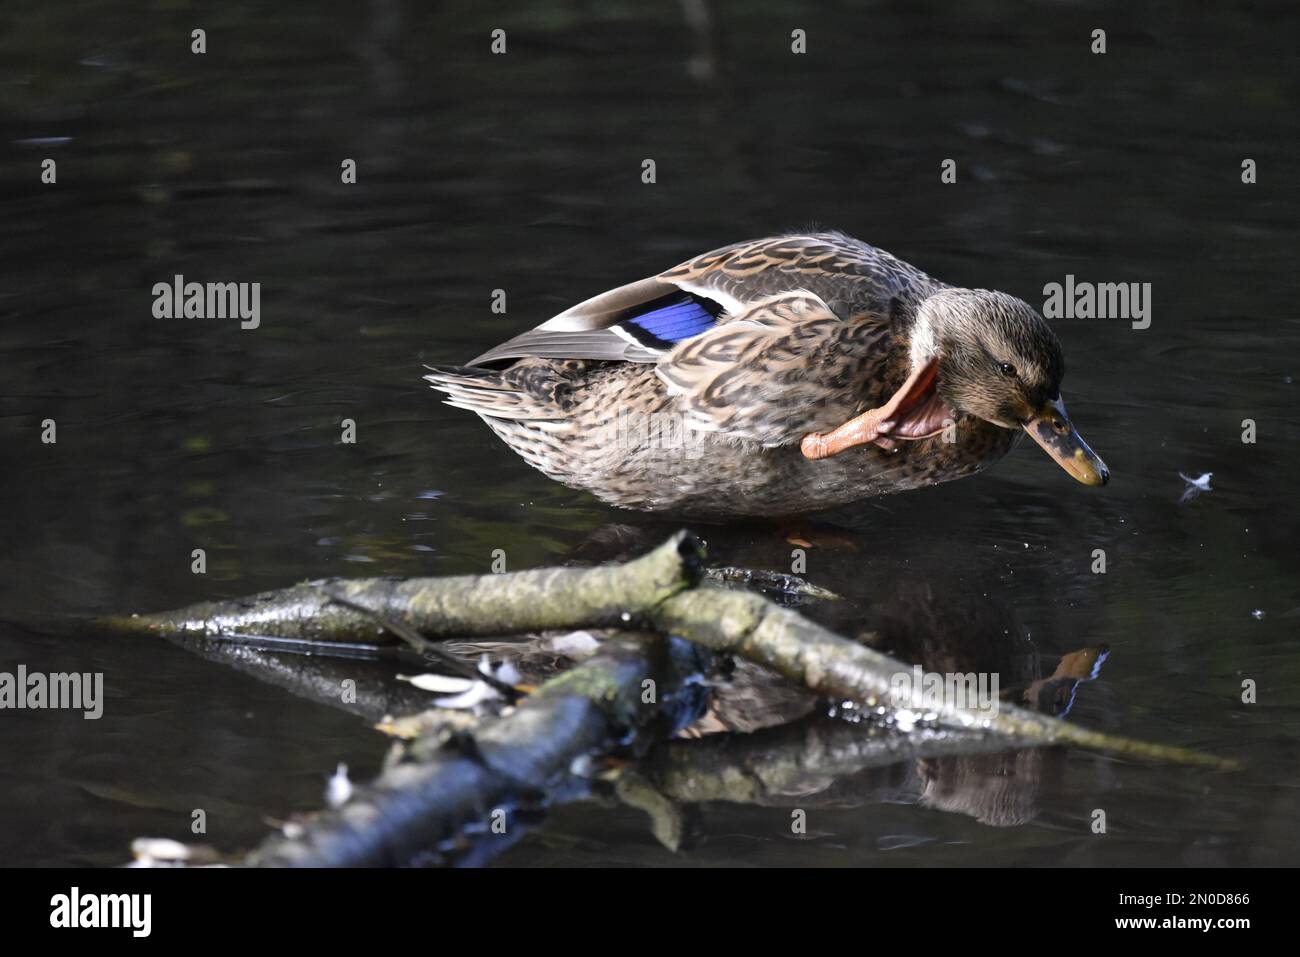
(615, 716, 1017, 850)
(100, 531, 1231, 770)
(99, 532, 702, 643)
(246, 633, 709, 867)
(647, 588, 1231, 768)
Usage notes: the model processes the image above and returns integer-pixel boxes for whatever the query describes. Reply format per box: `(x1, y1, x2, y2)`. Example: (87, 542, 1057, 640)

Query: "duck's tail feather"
(423, 364, 569, 422)
(424, 364, 582, 480)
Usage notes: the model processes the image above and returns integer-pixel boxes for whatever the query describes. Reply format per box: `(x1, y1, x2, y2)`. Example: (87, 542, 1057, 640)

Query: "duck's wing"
(467, 233, 936, 367)
(468, 275, 718, 366)
(655, 291, 892, 447)
(660, 232, 938, 320)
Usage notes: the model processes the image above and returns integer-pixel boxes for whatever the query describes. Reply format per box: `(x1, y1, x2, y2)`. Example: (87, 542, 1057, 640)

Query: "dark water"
(1, 1, 1297, 866)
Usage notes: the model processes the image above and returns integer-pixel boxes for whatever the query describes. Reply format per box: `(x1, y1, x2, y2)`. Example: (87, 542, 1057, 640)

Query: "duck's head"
(913, 288, 1109, 486)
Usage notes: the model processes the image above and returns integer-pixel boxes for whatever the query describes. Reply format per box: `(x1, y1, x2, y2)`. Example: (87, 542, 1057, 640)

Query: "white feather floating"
(397, 673, 476, 694)
(433, 681, 501, 710)
(325, 763, 353, 809)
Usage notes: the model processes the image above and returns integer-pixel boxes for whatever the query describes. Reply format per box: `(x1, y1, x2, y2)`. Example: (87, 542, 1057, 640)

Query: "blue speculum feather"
(617, 295, 720, 349)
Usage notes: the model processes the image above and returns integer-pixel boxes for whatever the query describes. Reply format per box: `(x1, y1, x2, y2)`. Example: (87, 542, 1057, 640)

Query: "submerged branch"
(649, 589, 1233, 769)
(641, 715, 1031, 807)
(247, 633, 709, 867)
(102, 528, 1231, 866)
(104, 531, 1231, 769)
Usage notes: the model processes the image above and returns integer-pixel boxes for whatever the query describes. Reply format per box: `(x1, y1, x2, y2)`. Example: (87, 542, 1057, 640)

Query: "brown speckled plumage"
(426, 231, 1090, 518)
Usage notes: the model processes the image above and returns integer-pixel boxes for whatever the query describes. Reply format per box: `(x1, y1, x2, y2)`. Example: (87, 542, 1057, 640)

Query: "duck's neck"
(906, 286, 973, 373)
(906, 303, 942, 373)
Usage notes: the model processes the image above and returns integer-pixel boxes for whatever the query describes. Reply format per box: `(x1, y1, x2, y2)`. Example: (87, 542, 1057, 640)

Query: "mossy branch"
(101, 530, 1233, 776)
(98, 531, 702, 642)
(648, 589, 1234, 769)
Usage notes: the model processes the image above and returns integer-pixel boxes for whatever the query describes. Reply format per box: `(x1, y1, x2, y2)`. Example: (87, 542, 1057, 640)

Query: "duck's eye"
(998, 362, 1018, 378)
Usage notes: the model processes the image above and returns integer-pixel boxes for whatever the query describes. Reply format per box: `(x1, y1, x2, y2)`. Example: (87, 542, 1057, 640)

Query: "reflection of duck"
(917, 646, 1108, 826)
(427, 232, 1107, 518)
(916, 750, 1043, 827)
(425, 526, 1111, 829)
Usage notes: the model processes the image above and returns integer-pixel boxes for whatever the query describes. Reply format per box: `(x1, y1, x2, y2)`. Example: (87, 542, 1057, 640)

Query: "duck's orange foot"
(801, 357, 940, 460)
(801, 409, 895, 459)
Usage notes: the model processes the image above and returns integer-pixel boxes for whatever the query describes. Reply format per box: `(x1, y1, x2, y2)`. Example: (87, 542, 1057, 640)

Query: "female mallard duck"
(426, 231, 1108, 518)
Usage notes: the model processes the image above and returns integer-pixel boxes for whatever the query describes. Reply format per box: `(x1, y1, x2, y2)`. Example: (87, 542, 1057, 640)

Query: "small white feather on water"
(397, 673, 476, 693)
(131, 837, 191, 862)
(495, 659, 522, 686)
(326, 763, 353, 808)
(1178, 471, 1213, 503)
(547, 630, 601, 656)
(433, 681, 500, 710)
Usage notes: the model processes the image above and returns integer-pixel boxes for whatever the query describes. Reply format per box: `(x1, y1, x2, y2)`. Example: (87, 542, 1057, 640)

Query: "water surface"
(1, 1, 1296, 866)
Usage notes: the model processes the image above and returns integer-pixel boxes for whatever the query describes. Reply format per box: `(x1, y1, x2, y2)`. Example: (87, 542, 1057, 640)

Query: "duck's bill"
(1022, 397, 1109, 486)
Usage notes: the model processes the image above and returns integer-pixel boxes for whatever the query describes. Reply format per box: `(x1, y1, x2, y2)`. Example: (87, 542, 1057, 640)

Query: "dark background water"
(1, 1, 1296, 866)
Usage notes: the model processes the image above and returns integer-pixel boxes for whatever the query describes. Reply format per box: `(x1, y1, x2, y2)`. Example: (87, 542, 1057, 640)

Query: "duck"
(425, 231, 1108, 518)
